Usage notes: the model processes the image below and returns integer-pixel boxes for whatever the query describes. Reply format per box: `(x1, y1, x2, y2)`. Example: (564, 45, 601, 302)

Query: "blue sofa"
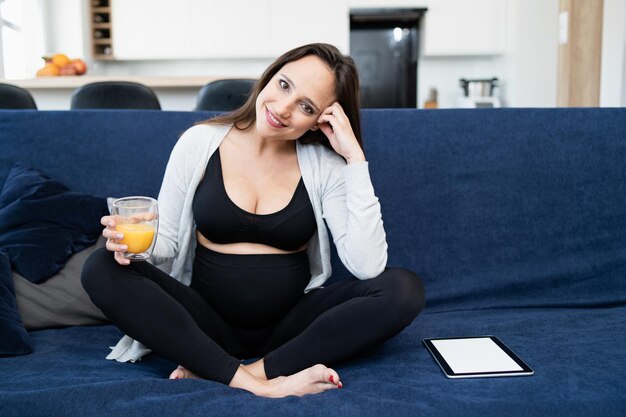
(1, 109, 625, 416)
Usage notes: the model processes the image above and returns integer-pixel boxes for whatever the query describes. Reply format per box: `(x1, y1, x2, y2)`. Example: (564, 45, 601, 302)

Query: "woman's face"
(255, 55, 336, 141)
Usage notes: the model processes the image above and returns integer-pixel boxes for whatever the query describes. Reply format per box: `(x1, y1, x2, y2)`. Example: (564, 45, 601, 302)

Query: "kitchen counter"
(3, 76, 242, 90)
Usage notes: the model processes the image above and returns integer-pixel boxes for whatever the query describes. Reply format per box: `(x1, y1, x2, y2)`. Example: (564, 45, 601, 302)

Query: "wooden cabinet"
(89, 0, 114, 60)
(422, 0, 505, 56)
(109, 0, 349, 60)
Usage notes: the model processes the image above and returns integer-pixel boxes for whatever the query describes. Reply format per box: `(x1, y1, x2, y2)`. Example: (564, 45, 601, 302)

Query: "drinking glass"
(111, 196, 158, 261)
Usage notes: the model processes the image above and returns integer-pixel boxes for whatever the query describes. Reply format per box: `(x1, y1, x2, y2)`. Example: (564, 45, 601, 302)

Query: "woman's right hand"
(101, 215, 131, 266)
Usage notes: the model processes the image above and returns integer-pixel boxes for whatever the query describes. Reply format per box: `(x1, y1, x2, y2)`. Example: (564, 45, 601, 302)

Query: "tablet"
(423, 336, 534, 378)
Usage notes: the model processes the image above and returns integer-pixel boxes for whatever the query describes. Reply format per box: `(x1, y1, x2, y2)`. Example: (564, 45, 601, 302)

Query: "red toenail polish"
(338, 382, 343, 388)
(329, 375, 335, 383)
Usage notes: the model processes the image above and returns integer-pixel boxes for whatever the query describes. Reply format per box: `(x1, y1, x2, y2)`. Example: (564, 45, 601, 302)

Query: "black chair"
(70, 81, 161, 110)
(195, 79, 256, 111)
(0, 83, 37, 109)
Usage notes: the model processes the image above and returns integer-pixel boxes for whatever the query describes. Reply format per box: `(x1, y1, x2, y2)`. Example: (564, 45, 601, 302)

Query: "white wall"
(41, 0, 86, 58)
(600, 0, 626, 107)
(623, 21, 626, 106)
(0, 0, 45, 78)
(418, 56, 505, 108)
(90, 58, 271, 78)
(503, 0, 558, 108)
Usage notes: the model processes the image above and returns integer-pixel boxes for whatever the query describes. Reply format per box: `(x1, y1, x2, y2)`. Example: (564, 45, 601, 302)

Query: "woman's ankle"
(229, 365, 275, 397)
(242, 359, 268, 380)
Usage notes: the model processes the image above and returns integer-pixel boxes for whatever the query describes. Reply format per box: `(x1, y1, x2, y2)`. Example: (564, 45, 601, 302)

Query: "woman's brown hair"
(201, 43, 362, 151)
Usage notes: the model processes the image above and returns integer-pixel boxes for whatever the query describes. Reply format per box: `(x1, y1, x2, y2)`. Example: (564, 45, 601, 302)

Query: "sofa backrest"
(0, 110, 212, 199)
(1, 109, 625, 312)
(359, 108, 626, 312)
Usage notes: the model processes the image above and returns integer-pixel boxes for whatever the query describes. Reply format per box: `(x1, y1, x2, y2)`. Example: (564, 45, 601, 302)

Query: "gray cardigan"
(108, 123, 388, 362)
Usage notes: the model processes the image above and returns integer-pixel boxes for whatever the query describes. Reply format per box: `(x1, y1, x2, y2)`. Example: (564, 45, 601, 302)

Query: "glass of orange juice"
(111, 196, 158, 262)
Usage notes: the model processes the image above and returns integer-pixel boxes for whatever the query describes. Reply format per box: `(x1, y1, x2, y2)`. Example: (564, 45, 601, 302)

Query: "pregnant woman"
(82, 43, 425, 398)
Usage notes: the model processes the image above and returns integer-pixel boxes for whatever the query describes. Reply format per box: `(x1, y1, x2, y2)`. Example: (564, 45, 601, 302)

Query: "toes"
(169, 365, 192, 380)
(327, 370, 341, 387)
(315, 364, 341, 387)
(169, 368, 183, 380)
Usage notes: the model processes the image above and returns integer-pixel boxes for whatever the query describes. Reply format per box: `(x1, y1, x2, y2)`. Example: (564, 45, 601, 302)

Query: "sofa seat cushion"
(0, 307, 624, 416)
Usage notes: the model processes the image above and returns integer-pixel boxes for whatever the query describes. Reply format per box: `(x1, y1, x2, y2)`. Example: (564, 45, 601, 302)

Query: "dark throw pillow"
(0, 250, 32, 356)
(0, 163, 108, 283)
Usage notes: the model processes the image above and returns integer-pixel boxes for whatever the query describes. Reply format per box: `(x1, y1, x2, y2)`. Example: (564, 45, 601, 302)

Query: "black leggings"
(81, 245, 425, 385)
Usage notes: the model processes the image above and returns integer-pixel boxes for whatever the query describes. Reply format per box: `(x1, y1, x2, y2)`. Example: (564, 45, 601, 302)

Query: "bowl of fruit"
(36, 53, 88, 77)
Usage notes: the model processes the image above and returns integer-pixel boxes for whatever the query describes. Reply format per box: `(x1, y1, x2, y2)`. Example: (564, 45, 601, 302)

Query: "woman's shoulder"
(167, 123, 231, 169)
(177, 122, 231, 150)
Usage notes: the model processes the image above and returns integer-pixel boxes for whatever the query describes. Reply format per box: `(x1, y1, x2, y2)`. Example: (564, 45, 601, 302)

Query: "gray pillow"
(13, 237, 108, 330)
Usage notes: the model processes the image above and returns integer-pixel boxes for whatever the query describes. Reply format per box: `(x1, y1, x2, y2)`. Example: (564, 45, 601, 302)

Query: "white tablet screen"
(431, 337, 523, 373)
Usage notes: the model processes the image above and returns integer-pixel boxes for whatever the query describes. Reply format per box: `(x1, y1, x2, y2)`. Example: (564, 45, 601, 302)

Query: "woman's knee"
(380, 268, 426, 324)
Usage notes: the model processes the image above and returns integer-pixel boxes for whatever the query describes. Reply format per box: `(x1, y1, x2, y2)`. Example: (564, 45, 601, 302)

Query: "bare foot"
(269, 365, 342, 397)
(263, 364, 343, 398)
(230, 363, 342, 397)
(171, 362, 343, 398)
(169, 365, 202, 380)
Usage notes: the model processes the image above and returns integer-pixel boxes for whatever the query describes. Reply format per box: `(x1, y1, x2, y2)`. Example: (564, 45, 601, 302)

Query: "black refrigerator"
(350, 9, 425, 108)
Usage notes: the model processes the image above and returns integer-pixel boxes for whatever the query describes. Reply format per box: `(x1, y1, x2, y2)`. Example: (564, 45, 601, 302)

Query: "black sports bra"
(192, 148, 317, 251)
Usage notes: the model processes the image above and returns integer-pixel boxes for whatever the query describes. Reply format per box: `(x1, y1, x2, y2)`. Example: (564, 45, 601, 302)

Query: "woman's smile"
(265, 107, 287, 128)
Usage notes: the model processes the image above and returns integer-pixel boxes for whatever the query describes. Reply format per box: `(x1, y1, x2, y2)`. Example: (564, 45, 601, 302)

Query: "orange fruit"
(36, 63, 60, 76)
(51, 53, 71, 67)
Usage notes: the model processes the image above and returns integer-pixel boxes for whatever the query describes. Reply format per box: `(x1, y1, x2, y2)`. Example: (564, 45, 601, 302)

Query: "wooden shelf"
(92, 55, 116, 61)
(89, 0, 113, 60)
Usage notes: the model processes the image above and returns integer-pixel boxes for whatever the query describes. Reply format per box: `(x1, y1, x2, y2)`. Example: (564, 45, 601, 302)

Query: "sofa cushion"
(13, 237, 108, 330)
(0, 250, 32, 356)
(0, 163, 108, 283)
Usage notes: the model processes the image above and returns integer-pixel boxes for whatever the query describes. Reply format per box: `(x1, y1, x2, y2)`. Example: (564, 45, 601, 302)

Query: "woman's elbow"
(348, 251, 388, 279)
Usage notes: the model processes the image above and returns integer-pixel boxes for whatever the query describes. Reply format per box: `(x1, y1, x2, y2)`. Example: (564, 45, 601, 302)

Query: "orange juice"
(116, 223, 155, 254)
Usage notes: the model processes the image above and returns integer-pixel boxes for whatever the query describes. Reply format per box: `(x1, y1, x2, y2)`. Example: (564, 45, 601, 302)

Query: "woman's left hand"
(317, 102, 366, 164)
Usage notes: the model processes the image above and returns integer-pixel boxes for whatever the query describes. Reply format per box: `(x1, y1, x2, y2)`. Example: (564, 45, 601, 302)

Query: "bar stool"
(71, 81, 161, 110)
(0, 83, 37, 109)
(195, 79, 256, 111)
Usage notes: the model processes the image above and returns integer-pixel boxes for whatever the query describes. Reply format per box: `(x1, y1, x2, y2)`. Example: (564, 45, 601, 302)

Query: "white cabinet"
(111, 0, 195, 59)
(110, 0, 349, 60)
(191, 0, 271, 58)
(269, 0, 349, 56)
(422, 0, 505, 56)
